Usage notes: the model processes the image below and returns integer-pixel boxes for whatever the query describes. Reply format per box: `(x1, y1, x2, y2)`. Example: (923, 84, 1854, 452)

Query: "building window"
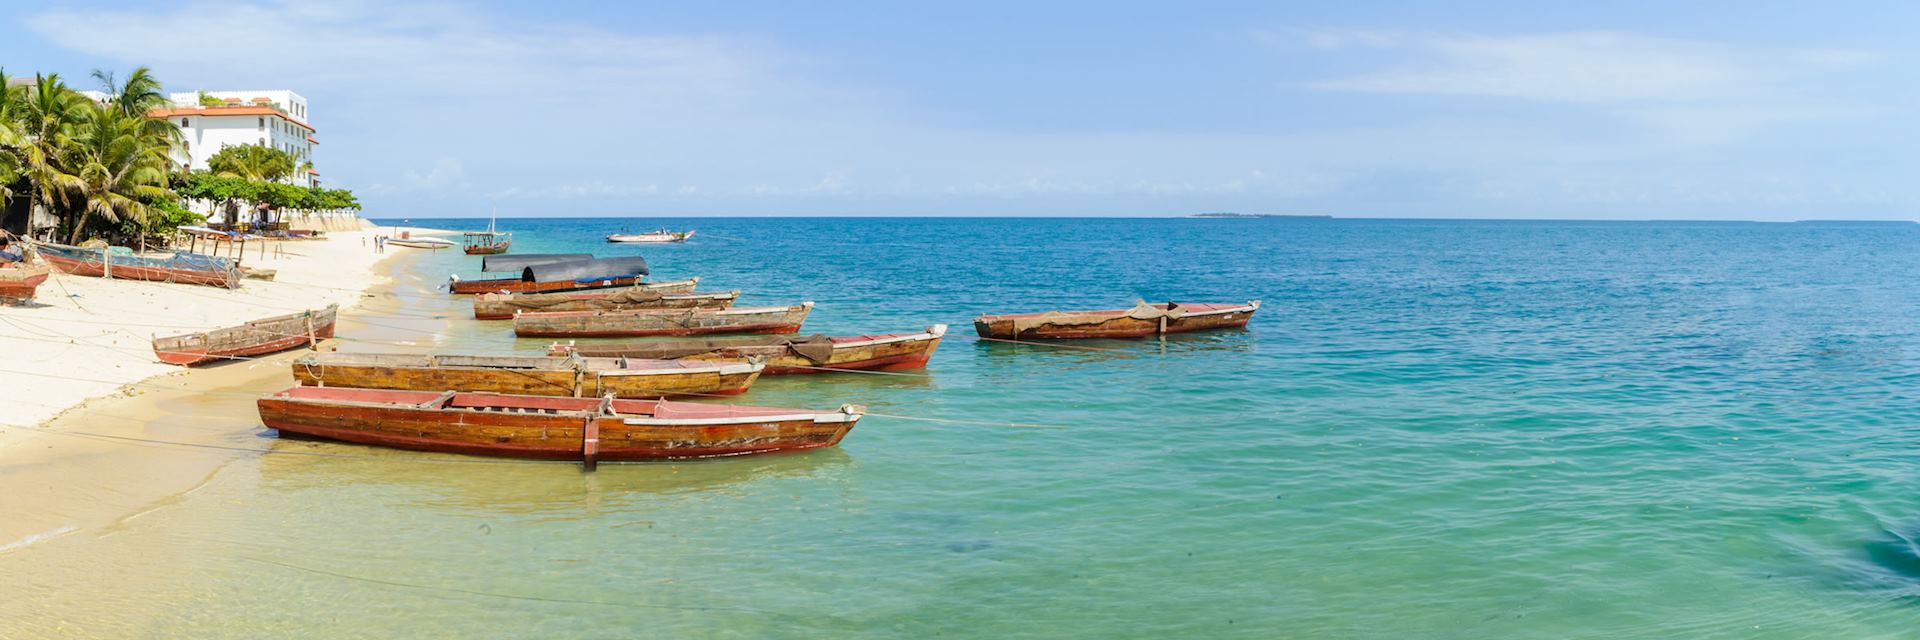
(258, 117, 265, 129)
(180, 118, 189, 127)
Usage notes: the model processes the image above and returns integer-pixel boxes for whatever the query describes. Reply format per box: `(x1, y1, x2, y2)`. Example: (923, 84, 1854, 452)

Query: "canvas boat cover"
(520, 256, 650, 283)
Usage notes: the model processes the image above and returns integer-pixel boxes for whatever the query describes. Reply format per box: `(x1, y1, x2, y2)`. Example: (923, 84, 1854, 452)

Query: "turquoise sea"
(18, 217, 1920, 637)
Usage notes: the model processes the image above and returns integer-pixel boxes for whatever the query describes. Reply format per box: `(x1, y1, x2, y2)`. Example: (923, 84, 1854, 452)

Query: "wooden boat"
(291, 352, 763, 397)
(448, 256, 651, 295)
(473, 286, 736, 320)
(514, 302, 813, 338)
(388, 237, 456, 249)
(470, 278, 700, 315)
(549, 325, 946, 374)
(606, 230, 694, 243)
(153, 304, 339, 366)
(462, 232, 510, 255)
(257, 386, 864, 463)
(973, 301, 1260, 339)
(0, 258, 51, 304)
(462, 208, 511, 255)
(38, 242, 242, 288)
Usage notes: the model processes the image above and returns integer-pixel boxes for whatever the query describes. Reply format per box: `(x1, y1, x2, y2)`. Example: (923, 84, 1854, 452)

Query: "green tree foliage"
(206, 144, 294, 182)
(2, 67, 358, 244)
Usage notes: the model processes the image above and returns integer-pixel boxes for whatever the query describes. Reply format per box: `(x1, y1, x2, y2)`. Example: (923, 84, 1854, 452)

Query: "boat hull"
(153, 304, 339, 366)
(973, 301, 1260, 340)
(291, 355, 761, 397)
(514, 303, 812, 338)
(552, 326, 946, 374)
(0, 262, 51, 303)
(40, 244, 242, 289)
(449, 275, 645, 295)
(473, 287, 733, 320)
(257, 387, 858, 461)
(463, 244, 509, 255)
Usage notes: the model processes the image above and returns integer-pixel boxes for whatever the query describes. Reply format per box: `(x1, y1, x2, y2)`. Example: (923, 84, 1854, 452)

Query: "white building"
(153, 90, 320, 187)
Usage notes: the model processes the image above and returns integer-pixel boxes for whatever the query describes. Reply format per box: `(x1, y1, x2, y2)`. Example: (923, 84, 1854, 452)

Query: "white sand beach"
(0, 225, 451, 432)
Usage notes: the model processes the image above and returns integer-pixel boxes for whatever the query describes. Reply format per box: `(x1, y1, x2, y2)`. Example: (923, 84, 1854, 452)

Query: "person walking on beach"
(375, 235, 385, 254)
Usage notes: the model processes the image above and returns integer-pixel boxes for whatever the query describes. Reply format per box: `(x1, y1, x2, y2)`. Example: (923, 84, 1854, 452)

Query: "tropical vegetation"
(0, 66, 358, 246)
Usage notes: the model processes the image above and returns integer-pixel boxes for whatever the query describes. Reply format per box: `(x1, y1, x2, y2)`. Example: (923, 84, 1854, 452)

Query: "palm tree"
(59, 100, 171, 243)
(14, 74, 86, 238)
(0, 68, 26, 205)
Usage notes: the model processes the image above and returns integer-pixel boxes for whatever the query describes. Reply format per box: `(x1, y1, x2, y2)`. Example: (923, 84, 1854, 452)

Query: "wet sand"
(0, 251, 452, 555)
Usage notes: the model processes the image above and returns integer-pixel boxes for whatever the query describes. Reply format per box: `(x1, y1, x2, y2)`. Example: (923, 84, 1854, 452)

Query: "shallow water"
(8, 217, 1920, 637)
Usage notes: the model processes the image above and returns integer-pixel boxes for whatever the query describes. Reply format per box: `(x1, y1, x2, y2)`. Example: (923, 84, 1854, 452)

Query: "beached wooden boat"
(549, 325, 946, 374)
(514, 302, 813, 338)
(473, 286, 734, 320)
(607, 230, 694, 243)
(973, 301, 1260, 340)
(38, 242, 242, 288)
(258, 386, 863, 464)
(0, 259, 51, 304)
(153, 304, 339, 366)
(291, 352, 763, 397)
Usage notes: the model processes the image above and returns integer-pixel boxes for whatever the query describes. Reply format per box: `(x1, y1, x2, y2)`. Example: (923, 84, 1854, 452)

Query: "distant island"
(1188, 213, 1335, 219)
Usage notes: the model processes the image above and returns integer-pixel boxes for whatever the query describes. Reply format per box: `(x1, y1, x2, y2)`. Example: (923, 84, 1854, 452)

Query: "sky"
(4, 0, 1917, 219)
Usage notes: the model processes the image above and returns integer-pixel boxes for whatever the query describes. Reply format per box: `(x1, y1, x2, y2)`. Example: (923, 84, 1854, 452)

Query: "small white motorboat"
(606, 229, 695, 243)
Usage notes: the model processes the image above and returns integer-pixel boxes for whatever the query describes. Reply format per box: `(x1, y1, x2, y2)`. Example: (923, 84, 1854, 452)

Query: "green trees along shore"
(0, 67, 359, 245)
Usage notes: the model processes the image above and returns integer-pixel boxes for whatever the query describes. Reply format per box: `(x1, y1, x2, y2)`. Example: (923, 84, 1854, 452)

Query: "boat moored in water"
(153, 304, 339, 366)
(448, 256, 651, 295)
(973, 301, 1259, 340)
(472, 283, 733, 320)
(514, 302, 813, 338)
(549, 325, 946, 374)
(606, 230, 695, 243)
(291, 352, 763, 397)
(257, 386, 863, 463)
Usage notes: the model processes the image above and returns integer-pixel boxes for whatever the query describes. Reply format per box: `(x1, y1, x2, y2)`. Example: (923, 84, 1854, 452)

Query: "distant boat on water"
(387, 237, 456, 249)
(607, 230, 695, 243)
(463, 207, 511, 255)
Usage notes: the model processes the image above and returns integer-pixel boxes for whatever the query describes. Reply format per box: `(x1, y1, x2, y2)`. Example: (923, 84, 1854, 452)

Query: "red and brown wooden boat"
(973, 300, 1259, 340)
(472, 285, 734, 320)
(549, 325, 946, 374)
(513, 302, 813, 338)
(39, 242, 242, 289)
(153, 304, 339, 366)
(257, 386, 864, 464)
(291, 352, 763, 397)
(0, 260, 51, 304)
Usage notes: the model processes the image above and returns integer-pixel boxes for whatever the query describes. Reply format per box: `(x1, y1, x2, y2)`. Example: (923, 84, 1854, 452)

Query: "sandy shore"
(0, 224, 450, 432)
(0, 227, 465, 552)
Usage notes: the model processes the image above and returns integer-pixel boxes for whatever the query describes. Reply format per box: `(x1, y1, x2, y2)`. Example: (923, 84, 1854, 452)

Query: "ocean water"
(15, 217, 1920, 637)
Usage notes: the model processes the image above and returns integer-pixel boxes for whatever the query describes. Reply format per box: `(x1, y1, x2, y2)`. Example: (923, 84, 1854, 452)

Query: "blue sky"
(5, 0, 1916, 219)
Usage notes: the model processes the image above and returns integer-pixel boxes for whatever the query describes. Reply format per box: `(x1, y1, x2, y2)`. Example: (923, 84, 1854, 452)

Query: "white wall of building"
(162, 90, 319, 188)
